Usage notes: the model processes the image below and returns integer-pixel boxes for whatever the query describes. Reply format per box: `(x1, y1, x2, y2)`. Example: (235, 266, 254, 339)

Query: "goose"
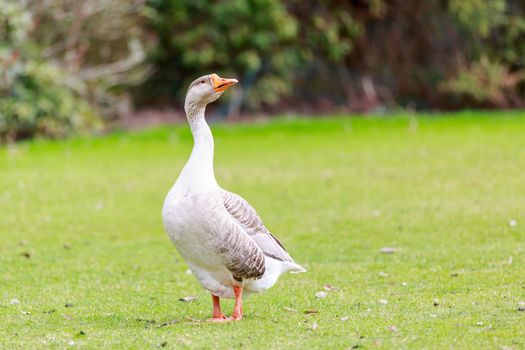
(162, 73, 306, 321)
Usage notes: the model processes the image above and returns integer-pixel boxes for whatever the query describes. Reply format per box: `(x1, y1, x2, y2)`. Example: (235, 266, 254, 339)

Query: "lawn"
(1, 112, 524, 349)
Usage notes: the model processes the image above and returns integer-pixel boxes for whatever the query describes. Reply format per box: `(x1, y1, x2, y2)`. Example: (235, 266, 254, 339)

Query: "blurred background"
(1, 0, 524, 142)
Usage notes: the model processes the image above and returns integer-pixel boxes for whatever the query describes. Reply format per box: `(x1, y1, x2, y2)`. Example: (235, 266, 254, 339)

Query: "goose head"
(185, 73, 238, 109)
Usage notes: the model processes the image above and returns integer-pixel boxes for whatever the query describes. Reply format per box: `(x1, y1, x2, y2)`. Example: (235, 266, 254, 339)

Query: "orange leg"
(208, 294, 227, 322)
(228, 285, 243, 321)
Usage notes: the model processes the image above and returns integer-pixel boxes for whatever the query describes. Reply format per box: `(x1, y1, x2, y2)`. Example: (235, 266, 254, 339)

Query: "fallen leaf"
(380, 247, 397, 254)
(283, 307, 297, 312)
(179, 296, 197, 302)
(379, 271, 389, 277)
(433, 299, 439, 306)
(323, 284, 338, 291)
(136, 318, 156, 325)
(304, 309, 319, 314)
(387, 325, 398, 333)
(157, 320, 179, 327)
(315, 291, 327, 299)
(311, 322, 318, 330)
(340, 316, 349, 322)
(10, 299, 20, 305)
(379, 299, 388, 305)
(509, 219, 517, 227)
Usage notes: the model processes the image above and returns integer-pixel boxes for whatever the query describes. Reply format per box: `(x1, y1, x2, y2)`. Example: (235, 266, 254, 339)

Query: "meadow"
(1, 112, 524, 349)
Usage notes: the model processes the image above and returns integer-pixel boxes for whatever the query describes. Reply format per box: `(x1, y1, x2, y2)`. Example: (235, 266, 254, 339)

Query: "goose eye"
(200, 80, 205, 84)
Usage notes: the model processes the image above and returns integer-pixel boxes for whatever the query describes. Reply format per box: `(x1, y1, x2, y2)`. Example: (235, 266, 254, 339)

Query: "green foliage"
(0, 1, 101, 142)
(143, 0, 525, 111)
(0, 61, 101, 141)
(440, 56, 523, 105)
(444, 0, 525, 106)
(4, 0, 525, 142)
(145, 0, 303, 108)
(143, 0, 363, 109)
(449, 0, 507, 37)
(293, 2, 362, 63)
(27, 0, 153, 117)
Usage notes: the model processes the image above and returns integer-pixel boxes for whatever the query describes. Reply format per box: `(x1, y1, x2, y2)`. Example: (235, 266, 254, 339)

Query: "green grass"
(1, 112, 524, 349)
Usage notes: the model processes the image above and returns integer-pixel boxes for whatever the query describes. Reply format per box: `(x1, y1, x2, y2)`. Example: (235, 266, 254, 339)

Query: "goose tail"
(284, 261, 307, 274)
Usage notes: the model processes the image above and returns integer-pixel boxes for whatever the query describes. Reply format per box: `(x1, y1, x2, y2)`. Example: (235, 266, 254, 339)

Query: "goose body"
(162, 74, 305, 320)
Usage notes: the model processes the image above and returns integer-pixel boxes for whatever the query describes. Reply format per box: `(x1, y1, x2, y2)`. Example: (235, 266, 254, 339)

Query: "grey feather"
(221, 190, 294, 263)
(215, 215, 266, 280)
(196, 194, 266, 281)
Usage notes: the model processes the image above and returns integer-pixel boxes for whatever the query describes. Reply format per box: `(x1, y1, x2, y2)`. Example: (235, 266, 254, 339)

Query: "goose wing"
(221, 190, 294, 263)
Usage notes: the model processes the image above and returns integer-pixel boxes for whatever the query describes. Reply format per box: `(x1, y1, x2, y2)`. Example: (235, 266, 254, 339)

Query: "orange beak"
(211, 73, 238, 92)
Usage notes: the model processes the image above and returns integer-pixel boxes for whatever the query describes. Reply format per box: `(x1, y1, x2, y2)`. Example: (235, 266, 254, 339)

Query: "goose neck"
(183, 104, 217, 186)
